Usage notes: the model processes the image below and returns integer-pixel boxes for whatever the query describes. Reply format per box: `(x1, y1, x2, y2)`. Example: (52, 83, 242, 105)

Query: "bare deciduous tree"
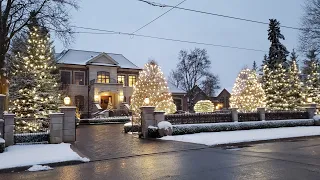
(299, 0, 320, 52)
(0, 0, 78, 93)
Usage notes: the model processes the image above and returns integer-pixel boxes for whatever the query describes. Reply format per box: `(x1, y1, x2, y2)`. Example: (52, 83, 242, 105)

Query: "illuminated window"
(117, 75, 125, 85)
(97, 71, 110, 83)
(74, 71, 85, 85)
(128, 75, 136, 87)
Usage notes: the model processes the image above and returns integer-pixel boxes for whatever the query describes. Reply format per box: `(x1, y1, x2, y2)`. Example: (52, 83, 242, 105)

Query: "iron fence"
(109, 109, 131, 117)
(265, 111, 309, 120)
(14, 118, 50, 144)
(238, 112, 260, 122)
(165, 112, 232, 125)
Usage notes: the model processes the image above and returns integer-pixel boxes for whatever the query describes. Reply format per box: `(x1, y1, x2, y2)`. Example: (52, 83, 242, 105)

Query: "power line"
(136, 0, 305, 31)
(71, 25, 266, 53)
(132, 0, 187, 34)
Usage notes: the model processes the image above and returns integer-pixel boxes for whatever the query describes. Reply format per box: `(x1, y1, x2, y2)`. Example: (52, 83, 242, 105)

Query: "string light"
(194, 100, 215, 113)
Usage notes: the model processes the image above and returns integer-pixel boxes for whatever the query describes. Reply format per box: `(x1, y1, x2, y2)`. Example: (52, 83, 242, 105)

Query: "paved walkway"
(73, 124, 205, 161)
(3, 136, 320, 179)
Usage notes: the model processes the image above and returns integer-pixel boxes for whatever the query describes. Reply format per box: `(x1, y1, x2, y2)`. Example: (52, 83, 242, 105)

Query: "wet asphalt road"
(1, 124, 320, 179)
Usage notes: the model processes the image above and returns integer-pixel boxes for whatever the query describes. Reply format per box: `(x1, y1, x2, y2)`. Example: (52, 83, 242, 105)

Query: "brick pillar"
(0, 94, 5, 119)
(0, 119, 3, 138)
(306, 103, 317, 119)
(4, 113, 15, 146)
(257, 107, 266, 121)
(49, 113, 64, 144)
(231, 108, 238, 122)
(154, 111, 165, 125)
(59, 106, 76, 143)
(140, 106, 155, 138)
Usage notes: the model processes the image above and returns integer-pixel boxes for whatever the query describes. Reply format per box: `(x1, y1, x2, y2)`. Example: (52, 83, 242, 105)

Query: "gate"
(14, 118, 50, 144)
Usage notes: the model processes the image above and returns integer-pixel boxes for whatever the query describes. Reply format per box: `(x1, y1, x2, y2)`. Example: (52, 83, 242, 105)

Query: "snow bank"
(27, 165, 53, 172)
(158, 121, 172, 130)
(161, 126, 320, 146)
(313, 115, 320, 121)
(0, 143, 90, 170)
(124, 122, 133, 127)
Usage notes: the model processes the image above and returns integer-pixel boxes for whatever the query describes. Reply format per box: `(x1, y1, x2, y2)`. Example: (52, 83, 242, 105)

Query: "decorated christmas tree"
(194, 100, 214, 113)
(131, 60, 176, 117)
(304, 59, 320, 104)
(9, 15, 61, 131)
(230, 69, 265, 112)
(287, 50, 304, 110)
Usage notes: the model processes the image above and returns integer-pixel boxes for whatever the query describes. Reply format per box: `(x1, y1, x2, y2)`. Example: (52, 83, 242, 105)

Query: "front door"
(101, 96, 112, 109)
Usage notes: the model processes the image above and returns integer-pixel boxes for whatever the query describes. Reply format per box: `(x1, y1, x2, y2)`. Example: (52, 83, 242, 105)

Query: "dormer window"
(97, 71, 110, 83)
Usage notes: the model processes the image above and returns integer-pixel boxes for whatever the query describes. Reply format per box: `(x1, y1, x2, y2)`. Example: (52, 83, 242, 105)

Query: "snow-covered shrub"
(158, 121, 173, 136)
(0, 138, 4, 153)
(124, 122, 141, 133)
(80, 116, 130, 125)
(172, 119, 315, 135)
(313, 115, 320, 125)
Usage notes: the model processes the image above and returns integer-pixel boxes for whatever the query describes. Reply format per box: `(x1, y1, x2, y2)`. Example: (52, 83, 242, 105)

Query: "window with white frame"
(61, 71, 71, 84)
(97, 71, 110, 83)
(128, 75, 136, 87)
(74, 71, 85, 85)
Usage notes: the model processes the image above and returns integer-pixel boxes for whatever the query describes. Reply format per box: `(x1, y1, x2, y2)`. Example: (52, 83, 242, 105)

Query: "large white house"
(56, 49, 187, 118)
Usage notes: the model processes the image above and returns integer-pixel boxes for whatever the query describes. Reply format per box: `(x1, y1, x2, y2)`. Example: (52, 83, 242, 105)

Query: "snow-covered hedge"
(124, 122, 141, 133)
(80, 116, 131, 125)
(172, 119, 315, 135)
(0, 138, 4, 153)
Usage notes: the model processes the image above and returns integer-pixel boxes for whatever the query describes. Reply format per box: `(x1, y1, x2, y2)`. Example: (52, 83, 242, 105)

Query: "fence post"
(59, 106, 76, 143)
(154, 111, 165, 125)
(0, 119, 3, 138)
(231, 108, 238, 122)
(140, 106, 155, 138)
(0, 94, 5, 119)
(306, 103, 317, 119)
(4, 113, 15, 146)
(257, 107, 266, 121)
(49, 113, 64, 144)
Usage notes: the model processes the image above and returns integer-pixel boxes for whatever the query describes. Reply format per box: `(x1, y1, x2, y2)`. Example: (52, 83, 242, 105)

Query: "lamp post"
(144, 97, 150, 105)
(64, 96, 71, 106)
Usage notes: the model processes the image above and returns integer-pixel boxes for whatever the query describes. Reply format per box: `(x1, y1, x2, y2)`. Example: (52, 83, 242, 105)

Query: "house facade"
(56, 49, 187, 117)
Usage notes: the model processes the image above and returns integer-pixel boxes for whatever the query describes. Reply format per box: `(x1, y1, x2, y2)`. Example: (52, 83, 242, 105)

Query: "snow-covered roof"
(167, 82, 186, 94)
(56, 49, 141, 69)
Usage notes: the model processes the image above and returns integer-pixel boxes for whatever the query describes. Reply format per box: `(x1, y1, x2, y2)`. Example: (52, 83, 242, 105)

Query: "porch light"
(64, 96, 71, 105)
(119, 95, 124, 102)
(144, 97, 150, 105)
(94, 94, 100, 102)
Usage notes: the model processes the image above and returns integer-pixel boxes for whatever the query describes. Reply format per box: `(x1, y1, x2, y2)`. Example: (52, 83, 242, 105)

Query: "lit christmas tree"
(230, 69, 265, 112)
(194, 100, 214, 113)
(262, 19, 290, 110)
(304, 59, 320, 104)
(287, 50, 304, 110)
(9, 15, 61, 132)
(131, 60, 176, 116)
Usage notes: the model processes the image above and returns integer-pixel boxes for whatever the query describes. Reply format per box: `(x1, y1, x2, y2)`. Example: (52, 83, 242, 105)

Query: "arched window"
(97, 71, 110, 83)
(75, 95, 84, 111)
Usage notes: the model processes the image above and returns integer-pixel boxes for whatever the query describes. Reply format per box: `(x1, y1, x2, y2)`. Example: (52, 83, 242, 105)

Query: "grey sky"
(54, 0, 303, 92)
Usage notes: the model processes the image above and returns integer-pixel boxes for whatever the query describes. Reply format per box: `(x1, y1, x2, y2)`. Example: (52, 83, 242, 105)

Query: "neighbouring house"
(56, 49, 188, 117)
(167, 82, 187, 111)
(188, 85, 231, 111)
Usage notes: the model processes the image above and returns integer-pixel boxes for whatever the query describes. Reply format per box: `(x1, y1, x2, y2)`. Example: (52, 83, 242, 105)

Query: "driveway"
(73, 124, 205, 161)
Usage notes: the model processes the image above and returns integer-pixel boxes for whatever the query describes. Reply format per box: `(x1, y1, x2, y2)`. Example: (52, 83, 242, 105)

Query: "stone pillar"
(140, 106, 155, 138)
(49, 113, 64, 144)
(154, 111, 165, 125)
(0, 119, 4, 138)
(257, 107, 266, 121)
(4, 113, 15, 146)
(306, 103, 317, 119)
(0, 94, 5, 119)
(231, 108, 238, 122)
(59, 106, 76, 143)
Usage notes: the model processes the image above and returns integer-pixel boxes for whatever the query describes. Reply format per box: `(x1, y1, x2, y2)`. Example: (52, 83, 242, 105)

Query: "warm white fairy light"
(230, 69, 265, 112)
(194, 100, 214, 113)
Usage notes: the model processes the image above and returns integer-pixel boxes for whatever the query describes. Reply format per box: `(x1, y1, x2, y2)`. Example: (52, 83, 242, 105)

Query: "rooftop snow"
(56, 49, 141, 69)
(167, 82, 186, 94)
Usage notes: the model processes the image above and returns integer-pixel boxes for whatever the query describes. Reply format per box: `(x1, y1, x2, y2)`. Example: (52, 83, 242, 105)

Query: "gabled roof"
(56, 49, 141, 69)
(167, 82, 186, 94)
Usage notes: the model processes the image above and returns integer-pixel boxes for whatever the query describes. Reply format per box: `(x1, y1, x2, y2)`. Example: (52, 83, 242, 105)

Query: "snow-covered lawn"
(0, 143, 89, 170)
(160, 126, 320, 146)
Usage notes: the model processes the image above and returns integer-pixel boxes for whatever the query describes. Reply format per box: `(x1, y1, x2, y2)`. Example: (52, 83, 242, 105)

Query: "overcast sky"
(54, 0, 304, 93)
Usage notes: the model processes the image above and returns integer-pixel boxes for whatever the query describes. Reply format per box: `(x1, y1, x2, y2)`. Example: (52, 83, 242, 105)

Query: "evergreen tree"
(304, 59, 320, 104)
(9, 14, 61, 131)
(262, 19, 290, 110)
(230, 69, 265, 112)
(252, 61, 258, 71)
(302, 49, 318, 76)
(287, 50, 304, 110)
(131, 60, 176, 117)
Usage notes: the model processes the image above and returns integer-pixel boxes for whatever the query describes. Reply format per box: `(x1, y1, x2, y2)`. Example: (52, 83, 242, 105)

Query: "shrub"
(194, 100, 214, 113)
